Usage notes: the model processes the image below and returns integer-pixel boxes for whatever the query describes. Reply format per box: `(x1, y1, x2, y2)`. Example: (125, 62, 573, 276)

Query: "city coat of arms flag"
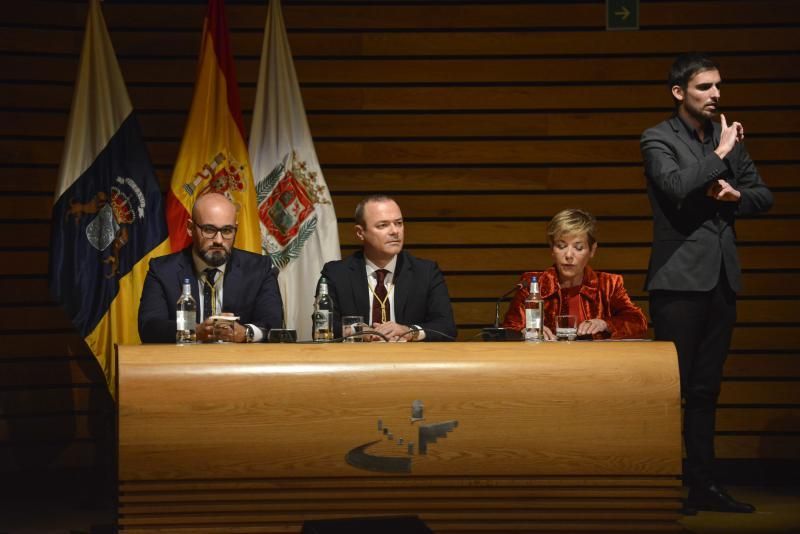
(249, 0, 341, 340)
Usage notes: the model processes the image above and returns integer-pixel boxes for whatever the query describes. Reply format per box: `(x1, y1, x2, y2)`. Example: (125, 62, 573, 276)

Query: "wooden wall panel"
(8, 26, 800, 58)
(6, 110, 800, 141)
(5, 82, 800, 114)
(0, 0, 797, 483)
(7, 189, 800, 222)
(12, 54, 799, 84)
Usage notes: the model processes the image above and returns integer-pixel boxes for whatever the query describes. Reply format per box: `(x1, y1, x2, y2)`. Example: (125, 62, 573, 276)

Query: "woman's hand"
(577, 318, 608, 336)
(543, 325, 556, 341)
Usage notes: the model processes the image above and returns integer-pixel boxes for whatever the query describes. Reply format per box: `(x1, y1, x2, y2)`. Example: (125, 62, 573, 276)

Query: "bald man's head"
(191, 192, 237, 221)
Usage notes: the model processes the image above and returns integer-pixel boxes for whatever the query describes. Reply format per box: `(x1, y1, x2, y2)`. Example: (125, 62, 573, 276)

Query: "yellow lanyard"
(203, 272, 220, 317)
(368, 277, 394, 323)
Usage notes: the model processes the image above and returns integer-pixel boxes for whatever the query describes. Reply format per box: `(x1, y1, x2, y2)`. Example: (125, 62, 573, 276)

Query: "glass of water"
(556, 315, 577, 341)
(342, 315, 365, 342)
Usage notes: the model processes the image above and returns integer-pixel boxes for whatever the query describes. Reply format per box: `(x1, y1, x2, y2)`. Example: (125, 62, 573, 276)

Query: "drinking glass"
(556, 315, 577, 341)
(342, 315, 365, 342)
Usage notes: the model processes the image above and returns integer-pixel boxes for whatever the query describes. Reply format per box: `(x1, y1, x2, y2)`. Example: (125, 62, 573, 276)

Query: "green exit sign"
(607, 0, 639, 30)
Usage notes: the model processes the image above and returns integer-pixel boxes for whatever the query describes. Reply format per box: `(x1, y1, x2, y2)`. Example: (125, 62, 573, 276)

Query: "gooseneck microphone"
(481, 283, 524, 341)
(494, 283, 522, 328)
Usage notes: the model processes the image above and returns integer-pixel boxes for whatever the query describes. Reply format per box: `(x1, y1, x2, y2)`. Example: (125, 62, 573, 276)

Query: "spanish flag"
(49, 0, 170, 397)
(165, 0, 261, 253)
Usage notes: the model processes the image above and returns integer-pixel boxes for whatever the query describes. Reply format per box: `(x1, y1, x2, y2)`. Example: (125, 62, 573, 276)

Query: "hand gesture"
(706, 179, 741, 202)
(715, 114, 744, 159)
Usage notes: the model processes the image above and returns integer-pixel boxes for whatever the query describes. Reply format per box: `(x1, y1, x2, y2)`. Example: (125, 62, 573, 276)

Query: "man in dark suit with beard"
(641, 53, 773, 514)
(139, 192, 283, 343)
(320, 194, 456, 342)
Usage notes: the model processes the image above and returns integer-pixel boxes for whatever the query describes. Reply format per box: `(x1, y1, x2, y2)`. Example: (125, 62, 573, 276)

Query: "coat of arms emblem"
(66, 176, 146, 278)
(181, 151, 247, 199)
(256, 151, 331, 269)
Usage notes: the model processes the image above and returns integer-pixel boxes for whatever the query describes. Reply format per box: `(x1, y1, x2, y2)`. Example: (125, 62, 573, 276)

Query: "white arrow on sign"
(615, 6, 631, 20)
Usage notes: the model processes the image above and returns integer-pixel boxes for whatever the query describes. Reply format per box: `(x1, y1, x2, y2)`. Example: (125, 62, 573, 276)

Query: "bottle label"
(313, 309, 331, 329)
(313, 309, 333, 341)
(177, 310, 195, 331)
(525, 303, 542, 341)
(525, 307, 541, 329)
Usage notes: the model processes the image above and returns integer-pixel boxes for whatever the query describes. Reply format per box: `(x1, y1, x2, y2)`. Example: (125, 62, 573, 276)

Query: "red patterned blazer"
(502, 266, 648, 339)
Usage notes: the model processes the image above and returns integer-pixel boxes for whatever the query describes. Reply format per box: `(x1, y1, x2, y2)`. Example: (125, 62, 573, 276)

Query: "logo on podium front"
(345, 400, 459, 474)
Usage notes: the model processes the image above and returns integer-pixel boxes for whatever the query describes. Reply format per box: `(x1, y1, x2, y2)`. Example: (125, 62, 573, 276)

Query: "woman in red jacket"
(503, 209, 648, 340)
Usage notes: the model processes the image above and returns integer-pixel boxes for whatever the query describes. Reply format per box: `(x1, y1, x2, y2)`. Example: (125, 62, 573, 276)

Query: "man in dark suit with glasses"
(139, 192, 283, 343)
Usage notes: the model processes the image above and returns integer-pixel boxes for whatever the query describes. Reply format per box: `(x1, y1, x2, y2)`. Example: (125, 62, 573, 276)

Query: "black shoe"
(680, 501, 699, 516)
(686, 484, 756, 513)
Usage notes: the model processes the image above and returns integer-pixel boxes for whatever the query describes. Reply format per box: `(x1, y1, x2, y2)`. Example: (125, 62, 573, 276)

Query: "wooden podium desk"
(117, 341, 682, 533)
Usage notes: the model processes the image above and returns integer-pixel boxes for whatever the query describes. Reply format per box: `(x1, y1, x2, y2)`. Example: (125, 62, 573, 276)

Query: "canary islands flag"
(49, 0, 170, 396)
(165, 0, 261, 253)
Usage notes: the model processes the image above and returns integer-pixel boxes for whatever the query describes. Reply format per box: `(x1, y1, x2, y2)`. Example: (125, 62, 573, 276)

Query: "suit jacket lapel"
(669, 116, 704, 162)
(393, 252, 411, 323)
(221, 249, 241, 313)
(349, 253, 371, 321)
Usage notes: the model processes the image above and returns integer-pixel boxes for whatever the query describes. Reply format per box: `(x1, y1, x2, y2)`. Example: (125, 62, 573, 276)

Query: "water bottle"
(176, 277, 197, 344)
(312, 276, 334, 342)
(524, 276, 544, 341)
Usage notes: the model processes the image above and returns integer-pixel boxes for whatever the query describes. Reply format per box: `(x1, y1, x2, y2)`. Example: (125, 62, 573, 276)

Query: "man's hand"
(706, 179, 741, 202)
(214, 321, 247, 343)
(196, 313, 245, 342)
(714, 113, 744, 159)
(196, 318, 216, 342)
(370, 321, 412, 342)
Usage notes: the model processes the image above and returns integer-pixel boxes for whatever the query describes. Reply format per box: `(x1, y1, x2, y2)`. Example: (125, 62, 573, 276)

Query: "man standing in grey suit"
(641, 53, 773, 514)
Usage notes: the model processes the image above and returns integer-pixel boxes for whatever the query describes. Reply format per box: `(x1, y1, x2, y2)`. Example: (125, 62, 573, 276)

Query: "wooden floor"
(0, 484, 797, 533)
(679, 486, 800, 534)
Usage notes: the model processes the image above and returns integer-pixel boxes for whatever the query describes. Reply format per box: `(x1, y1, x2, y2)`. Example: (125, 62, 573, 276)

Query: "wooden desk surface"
(117, 341, 682, 532)
(118, 341, 680, 479)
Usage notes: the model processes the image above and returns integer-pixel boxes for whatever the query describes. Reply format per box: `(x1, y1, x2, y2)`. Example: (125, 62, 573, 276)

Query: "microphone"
(494, 283, 522, 328)
(481, 283, 524, 341)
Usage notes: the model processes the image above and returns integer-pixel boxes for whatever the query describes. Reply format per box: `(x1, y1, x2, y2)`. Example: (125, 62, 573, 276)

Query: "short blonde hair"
(546, 209, 597, 246)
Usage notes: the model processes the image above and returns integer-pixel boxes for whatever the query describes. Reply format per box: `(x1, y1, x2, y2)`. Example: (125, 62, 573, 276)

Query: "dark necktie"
(203, 268, 219, 320)
(372, 269, 390, 324)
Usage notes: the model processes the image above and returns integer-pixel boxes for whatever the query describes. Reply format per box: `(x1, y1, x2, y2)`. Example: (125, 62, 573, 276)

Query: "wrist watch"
(245, 324, 255, 343)
(409, 325, 421, 341)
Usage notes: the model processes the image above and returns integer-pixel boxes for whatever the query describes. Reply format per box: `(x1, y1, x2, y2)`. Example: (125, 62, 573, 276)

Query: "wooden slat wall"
(0, 0, 798, 478)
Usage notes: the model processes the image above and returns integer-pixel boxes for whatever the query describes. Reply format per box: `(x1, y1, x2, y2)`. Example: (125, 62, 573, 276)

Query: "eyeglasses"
(195, 224, 237, 239)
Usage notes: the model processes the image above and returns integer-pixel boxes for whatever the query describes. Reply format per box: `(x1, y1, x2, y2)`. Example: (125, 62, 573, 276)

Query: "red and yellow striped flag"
(165, 0, 260, 253)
